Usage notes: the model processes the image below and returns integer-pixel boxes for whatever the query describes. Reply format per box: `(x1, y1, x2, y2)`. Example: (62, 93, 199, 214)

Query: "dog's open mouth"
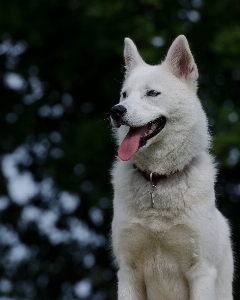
(118, 116, 166, 161)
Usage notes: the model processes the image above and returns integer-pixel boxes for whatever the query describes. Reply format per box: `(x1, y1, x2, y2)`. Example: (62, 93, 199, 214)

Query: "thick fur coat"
(110, 35, 233, 300)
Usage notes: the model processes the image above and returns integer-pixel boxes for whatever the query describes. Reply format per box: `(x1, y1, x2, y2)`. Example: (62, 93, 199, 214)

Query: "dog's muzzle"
(110, 105, 127, 127)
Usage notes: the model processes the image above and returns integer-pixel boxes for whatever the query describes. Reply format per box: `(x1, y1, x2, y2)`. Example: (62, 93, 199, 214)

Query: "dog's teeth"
(143, 123, 157, 137)
(151, 123, 157, 131)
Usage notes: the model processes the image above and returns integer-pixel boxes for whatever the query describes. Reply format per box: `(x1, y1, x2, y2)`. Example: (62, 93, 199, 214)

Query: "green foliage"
(212, 25, 240, 69)
(0, 0, 240, 299)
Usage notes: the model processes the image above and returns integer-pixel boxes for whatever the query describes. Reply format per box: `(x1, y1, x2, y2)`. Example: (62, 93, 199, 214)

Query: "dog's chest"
(113, 161, 200, 274)
(115, 219, 199, 274)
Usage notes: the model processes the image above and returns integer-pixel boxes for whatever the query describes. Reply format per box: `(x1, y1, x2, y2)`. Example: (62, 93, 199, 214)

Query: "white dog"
(110, 35, 233, 300)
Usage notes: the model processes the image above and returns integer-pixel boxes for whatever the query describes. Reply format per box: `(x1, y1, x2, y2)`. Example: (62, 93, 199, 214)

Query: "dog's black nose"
(110, 105, 127, 121)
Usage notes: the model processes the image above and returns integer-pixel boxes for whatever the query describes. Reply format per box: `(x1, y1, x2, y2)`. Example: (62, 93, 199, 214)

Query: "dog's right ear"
(124, 38, 145, 75)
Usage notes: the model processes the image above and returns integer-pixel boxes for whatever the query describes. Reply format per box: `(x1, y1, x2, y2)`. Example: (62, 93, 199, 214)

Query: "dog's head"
(111, 35, 210, 174)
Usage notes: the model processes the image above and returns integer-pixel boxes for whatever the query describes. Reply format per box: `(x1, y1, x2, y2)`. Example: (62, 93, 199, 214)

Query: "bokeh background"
(0, 0, 240, 299)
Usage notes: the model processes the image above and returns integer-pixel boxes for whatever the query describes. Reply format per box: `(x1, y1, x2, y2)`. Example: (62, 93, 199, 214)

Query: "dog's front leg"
(188, 266, 217, 300)
(117, 268, 146, 300)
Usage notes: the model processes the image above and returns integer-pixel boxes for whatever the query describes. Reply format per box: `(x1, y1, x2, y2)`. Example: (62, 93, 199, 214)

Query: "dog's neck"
(133, 164, 180, 182)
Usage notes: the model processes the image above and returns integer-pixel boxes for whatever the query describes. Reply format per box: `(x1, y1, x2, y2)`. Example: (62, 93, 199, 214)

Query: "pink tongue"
(118, 126, 149, 161)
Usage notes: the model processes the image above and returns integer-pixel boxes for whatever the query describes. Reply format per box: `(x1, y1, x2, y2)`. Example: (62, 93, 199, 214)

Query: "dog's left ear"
(164, 35, 198, 87)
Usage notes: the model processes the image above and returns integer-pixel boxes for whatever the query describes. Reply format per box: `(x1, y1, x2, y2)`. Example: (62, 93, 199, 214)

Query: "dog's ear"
(164, 35, 198, 86)
(124, 38, 145, 74)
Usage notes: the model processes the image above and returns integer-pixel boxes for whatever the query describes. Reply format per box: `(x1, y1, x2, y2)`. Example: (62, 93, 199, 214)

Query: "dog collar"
(133, 164, 180, 208)
(133, 164, 179, 182)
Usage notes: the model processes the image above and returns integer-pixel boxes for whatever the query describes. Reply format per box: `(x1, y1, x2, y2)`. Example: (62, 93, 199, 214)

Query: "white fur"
(111, 35, 233, 300)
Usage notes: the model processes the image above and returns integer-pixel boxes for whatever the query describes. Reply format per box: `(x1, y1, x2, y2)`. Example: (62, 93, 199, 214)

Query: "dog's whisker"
(114, 79, 122, 84)
(97, 117, 111, 124)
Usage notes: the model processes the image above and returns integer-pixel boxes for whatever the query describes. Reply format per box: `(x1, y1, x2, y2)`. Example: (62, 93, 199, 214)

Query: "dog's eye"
(122, 92, 127, 98)
(146, 90, 161, 97)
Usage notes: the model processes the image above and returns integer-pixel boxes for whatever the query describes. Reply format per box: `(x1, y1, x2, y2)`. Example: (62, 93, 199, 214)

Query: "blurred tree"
(0, 0, 239, 299)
